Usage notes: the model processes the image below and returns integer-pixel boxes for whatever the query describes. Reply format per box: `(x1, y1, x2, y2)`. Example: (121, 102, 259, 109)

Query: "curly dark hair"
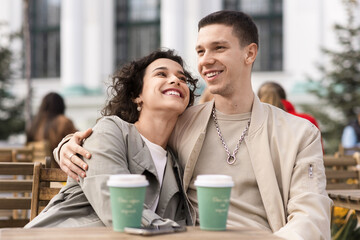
(101, 49, 198, 123)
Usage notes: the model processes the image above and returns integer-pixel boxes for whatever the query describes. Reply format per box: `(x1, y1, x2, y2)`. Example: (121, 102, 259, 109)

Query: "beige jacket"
(170, 96, 332, 240)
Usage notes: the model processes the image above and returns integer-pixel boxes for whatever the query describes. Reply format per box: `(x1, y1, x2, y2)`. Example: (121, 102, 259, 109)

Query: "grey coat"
(25, 116, 192, 228)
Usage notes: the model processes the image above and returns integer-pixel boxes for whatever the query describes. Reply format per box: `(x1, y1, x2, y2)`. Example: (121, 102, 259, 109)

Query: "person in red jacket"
(258, 81, 320, 128)
(258, 82, 323, 152)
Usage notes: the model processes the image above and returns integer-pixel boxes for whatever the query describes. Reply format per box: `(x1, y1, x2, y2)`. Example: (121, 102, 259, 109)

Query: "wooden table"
(327, 189, 360, 221)
(0, 226, 283, 240)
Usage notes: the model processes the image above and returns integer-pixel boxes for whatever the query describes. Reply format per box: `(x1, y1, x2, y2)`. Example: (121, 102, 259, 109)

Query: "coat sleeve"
(52, 133, 74, 165)
(76, 117, 133, 226)
(76, 117, 172, 227)
(274, 126, 333, 240)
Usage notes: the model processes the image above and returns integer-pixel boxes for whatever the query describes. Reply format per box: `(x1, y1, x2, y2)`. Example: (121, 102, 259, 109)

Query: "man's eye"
(216, 46, 225, 50)
(197, 50, 204, 55)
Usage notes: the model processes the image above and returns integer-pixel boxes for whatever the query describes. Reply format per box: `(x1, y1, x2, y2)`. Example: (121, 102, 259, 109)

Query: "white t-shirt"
(140, 135, 167, 211)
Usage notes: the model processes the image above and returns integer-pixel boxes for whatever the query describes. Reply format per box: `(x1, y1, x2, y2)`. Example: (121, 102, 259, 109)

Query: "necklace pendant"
(227, 155, 236, 165)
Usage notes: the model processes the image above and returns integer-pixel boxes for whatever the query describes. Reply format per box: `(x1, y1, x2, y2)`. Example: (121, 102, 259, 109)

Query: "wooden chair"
(12, 147, 34, 162)
(30, 157, 67, 220)
(324, 153, 360, 190)
(336, 144, 360, 157)
(0, 149, 13, 162)
(0, 162, 34, 228)
(26, 141, 51, 164)
(0, 147, 34, 163)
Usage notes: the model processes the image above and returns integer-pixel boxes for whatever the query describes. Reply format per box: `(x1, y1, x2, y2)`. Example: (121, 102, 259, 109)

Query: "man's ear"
(245, 43, 258, 65)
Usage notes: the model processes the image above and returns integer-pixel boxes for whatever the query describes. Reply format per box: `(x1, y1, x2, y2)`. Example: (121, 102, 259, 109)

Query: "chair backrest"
(30, 158, 67, 220)
(324, 154, 360, 190)
(0, 162, 35, 228)
(12, 147, 34, 162)
(0, 149, 13, 162)
(0, 147, 34, 163)
(336, 144, 360, 157)
(26, 141, 51, 164)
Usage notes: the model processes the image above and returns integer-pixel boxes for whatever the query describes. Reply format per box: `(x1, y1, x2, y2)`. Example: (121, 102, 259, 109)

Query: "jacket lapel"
(182, 101, 214, 191)
(246, 96, 286, 232)
(127, 126, 159, 208)
(156, 152, 179, 215)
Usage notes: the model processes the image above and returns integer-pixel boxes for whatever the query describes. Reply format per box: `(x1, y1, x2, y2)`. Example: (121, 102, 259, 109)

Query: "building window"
(29, 0, 61, 78)
(115, 0, 160, 67)
(223, 0, 283, 71)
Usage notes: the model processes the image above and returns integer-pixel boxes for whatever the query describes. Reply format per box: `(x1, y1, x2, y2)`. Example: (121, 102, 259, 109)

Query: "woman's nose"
(169, 76, 180, 86)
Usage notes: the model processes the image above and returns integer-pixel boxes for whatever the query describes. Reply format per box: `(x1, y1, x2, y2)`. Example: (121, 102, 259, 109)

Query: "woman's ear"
(245, 43, 258, 65)
(133, 97, 141, 104)
(133, 97, 143, 112)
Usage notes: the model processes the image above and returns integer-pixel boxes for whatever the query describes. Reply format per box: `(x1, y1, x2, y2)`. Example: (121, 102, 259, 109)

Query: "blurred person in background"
(26, 92, 77, 153)
(341, 107, 360, 149)
(257, 82, 285, 110)
(198, 87, 214, 104)
(258, 81, 320, 129)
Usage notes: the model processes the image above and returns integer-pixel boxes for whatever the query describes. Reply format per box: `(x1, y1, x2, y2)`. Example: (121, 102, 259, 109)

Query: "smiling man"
(170, 11, 331, 240)
(54, 10, 331, 240)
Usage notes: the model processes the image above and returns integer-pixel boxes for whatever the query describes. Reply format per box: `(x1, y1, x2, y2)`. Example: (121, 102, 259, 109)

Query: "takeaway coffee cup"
(107, 174, 149, 232)
(194, 175, 234, 231)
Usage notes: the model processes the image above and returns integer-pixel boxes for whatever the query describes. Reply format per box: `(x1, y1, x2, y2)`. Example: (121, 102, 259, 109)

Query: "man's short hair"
(198, 10, 259, 48)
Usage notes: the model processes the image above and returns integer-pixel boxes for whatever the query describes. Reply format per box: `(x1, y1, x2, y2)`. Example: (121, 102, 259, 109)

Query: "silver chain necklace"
(212, 105, 251, 165)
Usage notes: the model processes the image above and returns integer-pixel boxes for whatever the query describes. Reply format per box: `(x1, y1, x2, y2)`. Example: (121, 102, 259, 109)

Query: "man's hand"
(59, 128, 93, 181)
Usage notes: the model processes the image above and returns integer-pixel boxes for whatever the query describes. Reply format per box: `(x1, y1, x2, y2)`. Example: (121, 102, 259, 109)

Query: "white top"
(140, 134, 167, 212)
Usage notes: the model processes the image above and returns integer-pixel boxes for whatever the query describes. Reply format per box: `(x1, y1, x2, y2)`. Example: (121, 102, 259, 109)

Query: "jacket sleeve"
(76, 117, 133, 226)
(52, 133, 74, 165)
(76, 117, 175, 228)
(274, 126, 333, 240)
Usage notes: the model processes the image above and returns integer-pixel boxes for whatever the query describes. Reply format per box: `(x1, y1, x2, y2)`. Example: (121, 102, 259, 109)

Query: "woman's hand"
(59, 128, 93, 181)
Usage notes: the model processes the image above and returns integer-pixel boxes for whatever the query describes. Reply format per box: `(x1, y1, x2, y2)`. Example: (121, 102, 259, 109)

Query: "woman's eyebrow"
(152, 66, 168, 72)
(152, 67, 185, 76)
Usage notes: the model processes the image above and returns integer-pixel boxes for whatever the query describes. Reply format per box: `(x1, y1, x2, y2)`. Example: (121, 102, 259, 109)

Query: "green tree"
(0, 26, 25, 140)
(304, 0, 360, 154)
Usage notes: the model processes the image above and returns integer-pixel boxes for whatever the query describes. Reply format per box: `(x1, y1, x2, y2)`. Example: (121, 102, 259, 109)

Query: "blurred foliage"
(305, 0, 360, 154)
(331, 207, 360, 240)
(0, 24, 25, 140)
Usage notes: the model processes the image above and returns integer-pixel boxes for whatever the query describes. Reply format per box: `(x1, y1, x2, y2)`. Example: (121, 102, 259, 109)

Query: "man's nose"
(198, 51, 215, 66)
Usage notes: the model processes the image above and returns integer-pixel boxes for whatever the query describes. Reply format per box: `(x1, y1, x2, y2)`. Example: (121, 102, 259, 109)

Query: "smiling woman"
(25, 49, 198, 229)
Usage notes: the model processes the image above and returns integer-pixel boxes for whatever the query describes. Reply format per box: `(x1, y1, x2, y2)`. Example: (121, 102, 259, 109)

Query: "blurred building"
(0, 0, 359, 131)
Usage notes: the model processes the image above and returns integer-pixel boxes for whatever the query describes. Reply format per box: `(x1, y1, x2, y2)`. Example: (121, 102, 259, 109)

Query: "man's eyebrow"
(196, 40, 229, 50)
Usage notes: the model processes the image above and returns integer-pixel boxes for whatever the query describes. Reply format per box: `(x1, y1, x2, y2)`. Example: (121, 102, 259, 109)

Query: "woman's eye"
(157, 72, 166, 77)
(179, 77, 187, 82)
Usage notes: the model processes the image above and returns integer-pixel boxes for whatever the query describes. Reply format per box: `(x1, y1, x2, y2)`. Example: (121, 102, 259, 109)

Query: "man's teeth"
(165, 90, 180, 97)
(206, 71, 220, 78)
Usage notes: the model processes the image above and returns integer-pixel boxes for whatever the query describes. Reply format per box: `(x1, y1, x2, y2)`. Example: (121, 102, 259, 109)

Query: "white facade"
(1, 0, 359, 135)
